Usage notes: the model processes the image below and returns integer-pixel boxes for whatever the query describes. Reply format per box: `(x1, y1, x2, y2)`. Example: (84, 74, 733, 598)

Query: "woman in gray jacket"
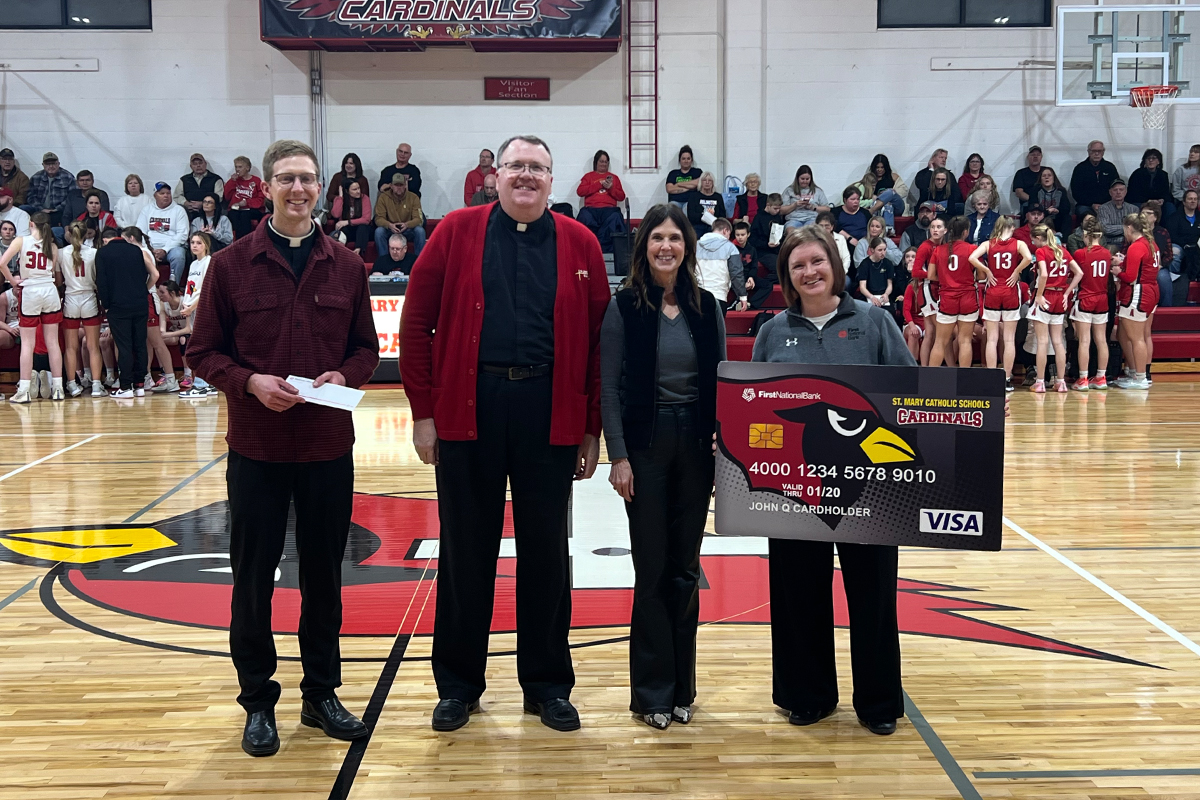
(752, 225, 916, 736)
(601, 203, 727, 730)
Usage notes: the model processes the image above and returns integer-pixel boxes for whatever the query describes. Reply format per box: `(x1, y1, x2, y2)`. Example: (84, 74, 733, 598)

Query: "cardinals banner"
(261, 0, 621, 50)
(716, 362, 1004, 551)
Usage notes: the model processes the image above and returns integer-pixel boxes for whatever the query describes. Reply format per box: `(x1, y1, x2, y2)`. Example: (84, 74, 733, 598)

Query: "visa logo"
(919, 509, 983, 535)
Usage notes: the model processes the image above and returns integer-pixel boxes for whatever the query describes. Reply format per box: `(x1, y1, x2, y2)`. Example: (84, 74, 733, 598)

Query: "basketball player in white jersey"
(0, 212, 65, 402)
(58, 221, 106, 397)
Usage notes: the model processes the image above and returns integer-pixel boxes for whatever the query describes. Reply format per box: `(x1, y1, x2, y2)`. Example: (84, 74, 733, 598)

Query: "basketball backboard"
(1056, 3, 1200, 105)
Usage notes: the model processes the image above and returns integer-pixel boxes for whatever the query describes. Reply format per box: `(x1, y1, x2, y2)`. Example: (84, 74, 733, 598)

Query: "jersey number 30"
(26, 251, 48, 271)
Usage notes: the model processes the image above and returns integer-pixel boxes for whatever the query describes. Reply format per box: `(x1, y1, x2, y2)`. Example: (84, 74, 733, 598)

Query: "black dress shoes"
(523, 697, 581, 731)
(242, 709, 280, 757)
(787, 706, 837, 726)
(300, 697, 370, 741)
(431, 699, 481, 732)
(858, 717, 897, 735)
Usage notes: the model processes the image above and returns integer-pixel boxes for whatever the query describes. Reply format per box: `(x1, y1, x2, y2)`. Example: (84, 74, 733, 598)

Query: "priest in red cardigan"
(400, 135, 611, 734)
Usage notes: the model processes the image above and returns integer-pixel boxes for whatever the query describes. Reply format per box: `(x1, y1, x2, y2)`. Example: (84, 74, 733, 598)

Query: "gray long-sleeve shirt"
(600, 297, 727, 460)
(1097, 200, 1139, 246)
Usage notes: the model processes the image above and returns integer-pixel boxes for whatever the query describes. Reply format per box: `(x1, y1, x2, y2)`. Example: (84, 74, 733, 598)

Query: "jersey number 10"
(1092, 259, 1108, 278)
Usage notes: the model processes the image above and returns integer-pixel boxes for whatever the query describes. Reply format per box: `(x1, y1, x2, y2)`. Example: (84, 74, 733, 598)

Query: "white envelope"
(285, 375, 365, 412)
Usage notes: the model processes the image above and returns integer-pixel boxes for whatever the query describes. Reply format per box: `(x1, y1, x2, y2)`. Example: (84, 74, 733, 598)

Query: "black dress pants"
(432, 372, 578, 702)
(227, 449, 354, 712)
(624, 403, 714, 714)
(768, 538, 903, 723)
(228, 208, 263, 240)
(108, 312, 147, 390)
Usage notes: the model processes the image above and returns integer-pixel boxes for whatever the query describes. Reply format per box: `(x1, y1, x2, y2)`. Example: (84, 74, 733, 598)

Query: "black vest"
(614, 284, 720, 451)
(180, 172, 221, 204)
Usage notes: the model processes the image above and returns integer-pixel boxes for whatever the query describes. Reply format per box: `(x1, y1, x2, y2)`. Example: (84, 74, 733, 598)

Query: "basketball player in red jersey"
(1112, 213, 1160, 389)
(1070, 217, 1111, 390)
(927, 216, 988, 369)
(1030, 225, 1083, 393)
(0, 212, 64, 403)
(970, 216, 1032, 392)
(911, 217, 948, 366)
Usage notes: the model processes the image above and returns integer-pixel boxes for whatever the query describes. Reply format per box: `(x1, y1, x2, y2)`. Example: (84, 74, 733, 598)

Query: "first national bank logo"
(742, 388, 757, 402)
(920, 509, 983, 536)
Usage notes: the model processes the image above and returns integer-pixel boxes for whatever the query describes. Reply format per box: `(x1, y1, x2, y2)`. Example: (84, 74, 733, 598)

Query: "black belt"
(480, 363, 551, 380)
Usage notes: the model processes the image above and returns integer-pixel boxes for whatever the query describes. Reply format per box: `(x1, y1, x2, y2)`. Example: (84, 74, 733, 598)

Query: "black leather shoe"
(431, 699, 480, 732)
(300, 697, 369, 741)
(787, 706, 837, 726)
(858, 717, 897, 736)
(523, 697, 581, 732)
(242, 709, 280, 757)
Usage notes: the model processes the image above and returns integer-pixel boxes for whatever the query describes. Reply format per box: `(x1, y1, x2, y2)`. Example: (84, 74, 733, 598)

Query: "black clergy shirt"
(478, 206, 557, 367)
(266, 219, 318, 279)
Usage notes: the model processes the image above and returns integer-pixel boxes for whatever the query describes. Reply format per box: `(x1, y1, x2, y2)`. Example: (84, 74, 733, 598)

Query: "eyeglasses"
(273, 173, 319, 187)
(499, 162, 551, 176)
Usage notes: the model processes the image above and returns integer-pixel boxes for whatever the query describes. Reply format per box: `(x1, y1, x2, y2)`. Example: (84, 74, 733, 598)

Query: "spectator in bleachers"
(918, 168, 961, 217)
(372, 232, 416, 275)
(378, 143, 422, 197)
(1011, 146, 1044, 211)
(687, 172, 726, 237)
(747, 194, 784, 304)
(0, 219, 16, 278)
(1098, 179, 1138, 249)
(857, 237, 895, 310)
(911, 148, 949, 208)
(852, 216, 902, 270)
(0, 187, 31, 237)
(900, 201, 937, 250)
(0, 276, 17, 353)
(958, 153, 986, 202)
(1166, 188, 1199, 283)
(1033, 167, 1072, 233)
(816, 211, 852, 280)
(1128, 148, 1174, 220)
(0, 148, 29, 205)
(1143, 200, 1183, 307)
(1070, 140, 1120, 216)
(832, 186, 871, 250)
(137, 181, 190, 283)
(860, 154, 907, 233)
(665, 145, 701, 209)
(696, 217, 746, 309)
(223, 157, 266, 240)
(191, 193, 233, 252)
(328, 153, 370, 209)
(779, 165, 830, 230)
(973, 175, 1001, 212)
(576, 149, 626, 252)
(114, 174, 150, 230)
(463, 148, 496, 206)
(733, 220, 756, 292)
(78, 190, 118, 233)
(174, 153, 224, 221)
(61, 170, 110, 228)
(1014, 204, 1046, 249)
(469, 174, 498, 206)
(1067, 207, 1098, 254)
(375, 173, 425, 258)
(328, 180, 373, 256)
(21, 152, 75, 227)
(1170, 144, 1200, 203)
(733, 173, 765, 225)
(965, 191, 999, 245)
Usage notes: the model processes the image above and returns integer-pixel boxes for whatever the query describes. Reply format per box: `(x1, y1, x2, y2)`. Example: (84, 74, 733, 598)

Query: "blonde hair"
(1123, 212, 1154, 244)
(66, 221, 88, 274)
(1082, 216, 1104, 245)
(699, 171, 716, 191)
(990, 215, 1015, 242)
(1032, 224, 1064, 270)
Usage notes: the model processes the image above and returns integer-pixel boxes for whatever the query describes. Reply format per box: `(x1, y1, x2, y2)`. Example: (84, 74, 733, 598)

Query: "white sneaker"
(91, 381, 106, 398)
(151, 375, 179, 393)
(66, 380, 84, 398)
(110, 387, 135, 399)
(81, 368, 93, 385)
(104, 373, 118, 388)
(28, 372, 40, 399)
(144, 373, 154, 389)
(38, 370, 52, 399)
(135, 386, 146, 397)
(10, 388, 32, 404)
(1123, 377, 1151, 390)
(51, 385, 64, 401)
(179, 386, 210, 398)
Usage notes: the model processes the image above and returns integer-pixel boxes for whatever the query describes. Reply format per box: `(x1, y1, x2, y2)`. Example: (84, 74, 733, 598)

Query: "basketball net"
(1130, 85, 1180, 130)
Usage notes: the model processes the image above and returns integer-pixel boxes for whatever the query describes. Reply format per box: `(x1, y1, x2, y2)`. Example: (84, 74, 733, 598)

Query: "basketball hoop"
(1129, 85, 1180, 130)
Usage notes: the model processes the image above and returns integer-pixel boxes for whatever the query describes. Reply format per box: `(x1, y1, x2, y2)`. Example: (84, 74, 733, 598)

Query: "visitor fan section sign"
(261, 0, 622, 51)
(715, 362, 1005, 551)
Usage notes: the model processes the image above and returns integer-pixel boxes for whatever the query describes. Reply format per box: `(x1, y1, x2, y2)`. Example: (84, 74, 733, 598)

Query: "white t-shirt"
(806, 309, 839, 330)
(0, 205, 31, 238)
(114, 193, 151, 229)
(2, 288, 18, 327)
(183, 255, 210, 309)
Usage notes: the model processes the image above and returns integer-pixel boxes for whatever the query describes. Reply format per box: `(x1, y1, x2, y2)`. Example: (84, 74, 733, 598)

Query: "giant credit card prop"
(715, 362, 1004, 551)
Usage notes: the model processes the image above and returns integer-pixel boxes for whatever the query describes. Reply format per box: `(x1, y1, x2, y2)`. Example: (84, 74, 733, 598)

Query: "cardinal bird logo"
(0, 495, 1153, 668)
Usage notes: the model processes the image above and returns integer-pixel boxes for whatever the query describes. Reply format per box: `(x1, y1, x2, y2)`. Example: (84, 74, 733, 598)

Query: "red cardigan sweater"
(400, 202, 611, 444)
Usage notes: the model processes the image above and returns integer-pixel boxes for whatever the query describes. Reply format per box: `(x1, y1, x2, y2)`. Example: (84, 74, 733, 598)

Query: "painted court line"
(0, 579, 37, 613)
(0, 435, 102, 484)
(124, 453, 229, 523)
(1003, 517, 1200, 659)
(975, 767, 1200, 779)
(903, 692, 982, 800)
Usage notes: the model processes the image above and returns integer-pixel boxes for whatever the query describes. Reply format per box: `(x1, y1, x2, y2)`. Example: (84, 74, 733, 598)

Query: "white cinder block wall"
(0, 0, 1196, 220)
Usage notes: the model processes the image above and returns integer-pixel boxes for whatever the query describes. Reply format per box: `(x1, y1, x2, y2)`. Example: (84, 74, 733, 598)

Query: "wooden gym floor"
(3, 382, 1200, 799)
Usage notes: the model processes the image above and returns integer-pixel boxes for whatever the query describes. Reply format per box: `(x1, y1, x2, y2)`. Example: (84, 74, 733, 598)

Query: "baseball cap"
(190, 153, 205, 162)
(0, 187, 12, 198)
(154, 181, 171, 192)
(1028, 145, 1042, 154)
(390, 173, 407, 185)
(1110, 178, 1127, 189)
(42, 151, 59, 164)
(0, 148, 13, 158)
(1025, 203, 1045, 215)
(918, 201, 938, 211)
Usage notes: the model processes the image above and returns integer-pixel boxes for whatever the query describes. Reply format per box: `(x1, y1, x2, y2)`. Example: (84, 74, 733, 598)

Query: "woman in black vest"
(600, 203, 727, 730)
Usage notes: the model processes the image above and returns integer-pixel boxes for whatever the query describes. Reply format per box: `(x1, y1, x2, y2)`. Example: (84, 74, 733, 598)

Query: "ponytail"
(1122, 212, 1153, 244)
(1032, 224, 1064, 270)
(29, 212, 57, 261)
(66, 221, 88, 273)
(990, 215, 1015, 242)
(1082, 216, 1104, 245)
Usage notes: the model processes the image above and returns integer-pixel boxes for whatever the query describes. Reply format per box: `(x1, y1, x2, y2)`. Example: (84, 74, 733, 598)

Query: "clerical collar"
(267, 218, 317, 248)
(496, 206, 550, 235)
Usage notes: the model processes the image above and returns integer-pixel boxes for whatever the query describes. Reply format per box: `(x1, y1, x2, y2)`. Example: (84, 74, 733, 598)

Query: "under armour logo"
(742, 388, 756, 402)
(576, 270, 589, 280)
(786, 338, 799, 346)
